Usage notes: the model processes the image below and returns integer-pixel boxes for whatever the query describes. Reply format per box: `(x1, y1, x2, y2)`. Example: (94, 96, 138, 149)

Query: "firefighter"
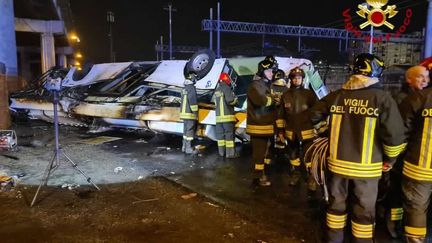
(180, 71, 198, 154)
(306, 53, 406, 243)
(276, 67, 318, 190)
(272, 69, 289, 152)
(247, 59, 278, 186)
(399, 77, 431, 243)
(384, 65, 430, 238)
(213, 72, 239, 158)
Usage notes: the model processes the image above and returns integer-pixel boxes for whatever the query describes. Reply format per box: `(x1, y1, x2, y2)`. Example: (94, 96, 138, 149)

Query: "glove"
(382, 162, 392, 172)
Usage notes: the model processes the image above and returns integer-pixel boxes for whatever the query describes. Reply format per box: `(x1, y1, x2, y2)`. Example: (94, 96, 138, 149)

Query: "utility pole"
(217, 2, 221, 58)
(209, 8, 213, 50)
(163, 3, 177, 60)
(107, 11, 115, 62)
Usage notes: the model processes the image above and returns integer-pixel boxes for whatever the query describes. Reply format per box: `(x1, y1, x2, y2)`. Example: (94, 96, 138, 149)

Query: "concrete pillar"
(0, 0, 18, 76)
(0, 62, 11, 129)
(57, 54, 67, 68)
(41, 32, 56, 73)
(425, 0, 432, 58)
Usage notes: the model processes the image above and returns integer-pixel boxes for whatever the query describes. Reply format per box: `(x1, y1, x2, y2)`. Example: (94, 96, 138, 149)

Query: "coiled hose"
(304, 137, 329, 202)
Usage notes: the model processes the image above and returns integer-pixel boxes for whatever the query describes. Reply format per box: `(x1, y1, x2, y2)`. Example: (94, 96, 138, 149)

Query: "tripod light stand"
(31, 90, 100, 207)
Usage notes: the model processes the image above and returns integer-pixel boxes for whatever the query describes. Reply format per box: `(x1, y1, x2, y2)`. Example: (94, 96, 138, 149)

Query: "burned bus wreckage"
(9, 50, 328, 142)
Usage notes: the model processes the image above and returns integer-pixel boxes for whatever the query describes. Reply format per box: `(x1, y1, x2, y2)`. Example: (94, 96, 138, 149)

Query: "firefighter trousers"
(215, 122, 235, 157)
(288, 139, 313, 170)
(402, 176, 432, 239)
(326, 174, 379, 243)
(251, 136, 272, 173)
(183, 119, 197, 141)
(382, 161, 403, 223)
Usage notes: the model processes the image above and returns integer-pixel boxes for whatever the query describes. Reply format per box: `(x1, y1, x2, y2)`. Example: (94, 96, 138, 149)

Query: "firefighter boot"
(218, 146, 225, 157)
(405, 236, 425, 243)
(307, 174, 317, 191)
(184, 141, 194, 154)
(259, 173, 271, 187)
(226, 147, 239, 159)
(288, 168, 301, 186)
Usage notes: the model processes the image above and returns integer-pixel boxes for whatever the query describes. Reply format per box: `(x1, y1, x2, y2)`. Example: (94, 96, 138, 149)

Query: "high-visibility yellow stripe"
(183, 136, 194, 141)
(362, 117, 376, 164)
(255, 164, 264, 170)
(352, 221, 373, 239)
(190, 105, 198, 112)
(246, 124, 274, 135)
(225, 140, 234, 148)
(216, 115, 236, 123)
(285, 131, 294, 140)
(405, 226, 427, 237)
(328, 158, 382, 170)
(276, 119, 285, 128)
(383, 143, 407, 157)
(264, 158, 271, 165)
(403, 161, 432, 181)
(326, 213, 347, 229)
(180, 113, 197, 120)
(420, 118, 432, 168)
(391, 207, 403, 221)
(290, 158, 301, 166)
(265, 96, 272, 107)
(328, 164, 382, 178)
(182, 95, 187, 114)
(219, 95, 225, 117)
(301, 129, 316, 140)
(217, 140, 226, 146)
(330, 114, 342, 160)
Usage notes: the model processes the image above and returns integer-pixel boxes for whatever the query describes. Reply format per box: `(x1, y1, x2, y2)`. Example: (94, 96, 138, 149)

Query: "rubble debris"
(137, 175, 144, 180)
(181, 192, 197, 200)
(114, 167, 123, 173)
(135, 139, 148, 143)
(194, 145, 206, 152)
(205, 202, 220, 208)
(132, 198, 159, 204)
(79, 136, 122, 145)
(61, 183, 80, 190)
(228, 233, 234, 238)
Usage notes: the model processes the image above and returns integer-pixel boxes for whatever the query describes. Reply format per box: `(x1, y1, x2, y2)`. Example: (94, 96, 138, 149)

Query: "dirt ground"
(0, 178, 293, 243)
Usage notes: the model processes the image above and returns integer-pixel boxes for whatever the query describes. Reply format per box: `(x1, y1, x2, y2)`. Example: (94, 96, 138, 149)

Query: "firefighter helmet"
(257, 60, 277, 77)
(288, 67, 305, 80)
(272, 69, 287, 86)
(353, 53, 385, 78)
(219, 72, 231, 86)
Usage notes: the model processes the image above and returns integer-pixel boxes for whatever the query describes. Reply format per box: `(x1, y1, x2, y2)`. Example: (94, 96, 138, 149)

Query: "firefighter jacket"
(399, 88, 432, 181)
(246, 78, 275, 136)
(180, 83, 198, 120)
(307, 75, 407, 179)
(276, 86, 318, 141)
(395, 84, 418, 105)
(213, 82, 238, 123)
(271, 84, 288, 120)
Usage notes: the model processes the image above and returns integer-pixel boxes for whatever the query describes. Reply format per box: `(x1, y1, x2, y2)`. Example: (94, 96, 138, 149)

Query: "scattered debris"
(0, 130, 18, 151)
(61, 183, 80, 190)
(0, 153, 19, 160)
(113, 145, 118, 148)
(137, 175, 144, 180)
(135, 139, 148, 143)
(194, 145, 206, 152)
(132, 198, 159, 204)
(0, 175, 14, 191)
(228, 233, 234, 238)
(205, 202, 220, 208)
(233, 225, 241, 229)
(170, 171, 175, 175)
(181, 192, 197, 200)
(114, 167, 123, 173)
(79, 136, 123, 145)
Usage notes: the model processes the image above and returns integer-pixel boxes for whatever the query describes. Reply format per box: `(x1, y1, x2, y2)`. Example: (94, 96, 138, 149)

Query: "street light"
(107, 11, 115, 62)
(163, 3, 177, 60)
(75, 52, 83, 59)
(70, 34, 80, 43)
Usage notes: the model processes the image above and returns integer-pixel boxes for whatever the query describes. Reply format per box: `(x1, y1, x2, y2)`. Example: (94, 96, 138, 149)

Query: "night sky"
(69, 0, 429, 63)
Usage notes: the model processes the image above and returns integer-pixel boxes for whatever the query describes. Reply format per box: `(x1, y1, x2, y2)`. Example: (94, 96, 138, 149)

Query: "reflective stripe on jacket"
(180, 84, 198, 120)
(400, 88, 432, 181)
(308, 75, 407, 179)
(246, 78, 275, 136)
(213, 82, 238, 123)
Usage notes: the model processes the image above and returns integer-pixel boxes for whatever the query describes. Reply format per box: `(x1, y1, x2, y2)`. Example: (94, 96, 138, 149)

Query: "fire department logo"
(356, 0, 398, 30)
